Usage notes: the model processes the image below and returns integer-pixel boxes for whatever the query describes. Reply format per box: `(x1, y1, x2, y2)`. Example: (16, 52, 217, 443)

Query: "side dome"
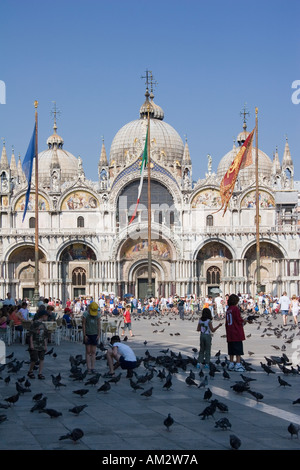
(217, 136, 273, 188)
(109, 91, 184, 171)
(35, 127, 79, 186)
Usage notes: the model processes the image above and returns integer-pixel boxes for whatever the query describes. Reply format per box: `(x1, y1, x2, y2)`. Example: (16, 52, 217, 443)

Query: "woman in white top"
(289, 295, 299, 325)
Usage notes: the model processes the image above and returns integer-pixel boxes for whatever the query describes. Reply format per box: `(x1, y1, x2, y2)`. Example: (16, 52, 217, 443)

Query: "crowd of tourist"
(0, 290, 299, 339)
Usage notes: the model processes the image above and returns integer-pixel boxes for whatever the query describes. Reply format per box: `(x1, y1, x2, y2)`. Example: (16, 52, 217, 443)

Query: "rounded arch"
(191, 186, 221, 210)
(240, 189, 275, 209)
(13, 191, 50, 212)
(241, 240, 286, 260)
(109, 170, 183, 210)
(119, 236, 173, 263)
(193, 238, 235, 261)
(5, 242, 47, 263)
(111, 224, 181, 261)
(59, 188, 100, 211)
(126, 258, 167, 283)
(57, 240, 98, 262)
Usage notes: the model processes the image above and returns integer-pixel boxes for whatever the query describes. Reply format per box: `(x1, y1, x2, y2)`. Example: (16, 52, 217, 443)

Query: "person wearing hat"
(63, 307, 73, 328)
(82, 301, 101, 374)
(27, 310, 49, 379)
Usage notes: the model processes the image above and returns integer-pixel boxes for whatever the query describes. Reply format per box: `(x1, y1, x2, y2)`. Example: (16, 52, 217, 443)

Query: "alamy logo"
(291, 80, 300, 104)
(0, 81, 6, 104)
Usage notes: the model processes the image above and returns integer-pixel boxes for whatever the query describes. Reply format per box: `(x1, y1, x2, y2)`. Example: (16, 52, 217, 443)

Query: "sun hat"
(89, 302, 99, 316)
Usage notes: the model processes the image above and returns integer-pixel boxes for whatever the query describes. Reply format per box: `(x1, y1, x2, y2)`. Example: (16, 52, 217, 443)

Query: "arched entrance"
(244, 242, 284, 294)
(196, 241, 233, 296)
(119, 236, 172, 299)
(60, 242, 97, 302)
(8, 245, 46, 301)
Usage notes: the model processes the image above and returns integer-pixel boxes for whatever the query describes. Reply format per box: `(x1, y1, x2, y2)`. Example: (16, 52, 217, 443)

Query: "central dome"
(109, 91, 184, 170)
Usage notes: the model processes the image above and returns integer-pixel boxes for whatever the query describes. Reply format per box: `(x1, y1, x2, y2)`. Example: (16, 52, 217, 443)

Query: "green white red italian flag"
(129, 125, 148, 225)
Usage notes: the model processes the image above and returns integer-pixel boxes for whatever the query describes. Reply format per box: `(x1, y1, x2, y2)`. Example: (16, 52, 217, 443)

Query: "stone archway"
(7, 245, 46, 301)
(244, 242, 284, 294)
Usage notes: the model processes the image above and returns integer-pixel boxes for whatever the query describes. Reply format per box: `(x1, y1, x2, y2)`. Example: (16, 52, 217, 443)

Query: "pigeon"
(69, 405, 88, 416)
(39, 408, 62, 418)
(45, 347, 54, 356)
(288, 423, 300, 439)
(203, 388, 212, 401)
(73, 389, 89, 398)
(0, 414, 8, 424)
(260, 362, 275, 375)
(185, 376, 197, 387)
(4, 376, 10, 385)
(59, 428, 84, 443)
(164, 413, 174, 431)
(247, 390, 264, 401)
(108, 372, 122, 384)
(4, 393, 20, 406)
(30, 397, 47, 412)
(16, 382, 31, 395)
(141, 387, 153, 397)
(292, 398, 300, 405)
(32, 393, 43, 401)
(24, 379, 31, 389)
(198, 402, 217, 420)
(129, 379, 144, 392)
(240, 374, 256, 384)
(230, 383, 249, 393)
(0, 403, 10, 410)
(198, 376, 208, 389)
(51, 375, 66, 389)
(211, 399, 228, 413)
(230, 434, 241, 449)
(163, 378, 172, 391)
(215, 417, 232, 430)
(222, 369, 230, 380)
(278, 376, 291, 387)
(84, 374, 101, 386)
(97, 381, 111, 393)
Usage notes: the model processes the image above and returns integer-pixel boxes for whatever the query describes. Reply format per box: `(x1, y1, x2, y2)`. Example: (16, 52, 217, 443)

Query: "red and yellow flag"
(217, 128, 255, 216)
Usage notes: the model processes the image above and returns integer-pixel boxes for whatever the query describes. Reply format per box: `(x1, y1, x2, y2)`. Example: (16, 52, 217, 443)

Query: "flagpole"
(33, 100, 40, 306)
(147, 99, 153, 298)
(255, 107, 261, 294)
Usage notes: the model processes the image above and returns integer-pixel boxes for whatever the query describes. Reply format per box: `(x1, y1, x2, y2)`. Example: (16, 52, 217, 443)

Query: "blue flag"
(22, 123, 36, 222)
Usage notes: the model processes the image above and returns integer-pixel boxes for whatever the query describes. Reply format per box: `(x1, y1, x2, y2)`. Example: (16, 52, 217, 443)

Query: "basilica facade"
(0, 87, 299, 304)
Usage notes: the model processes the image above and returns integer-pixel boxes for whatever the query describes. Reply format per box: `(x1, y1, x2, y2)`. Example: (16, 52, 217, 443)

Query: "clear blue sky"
(1, 0, 299, 182)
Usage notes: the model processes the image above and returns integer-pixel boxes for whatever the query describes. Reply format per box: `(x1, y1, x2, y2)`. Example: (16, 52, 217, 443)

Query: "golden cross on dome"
(51, 101, 61, 133)
(240, 103, 250, 129)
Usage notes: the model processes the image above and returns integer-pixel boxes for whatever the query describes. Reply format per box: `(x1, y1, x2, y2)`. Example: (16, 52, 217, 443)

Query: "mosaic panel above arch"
(15, 193, 49, 212)
(197, 242, 233, 260)
(61, 191, 99, 210)
(244, 242, 283, 260)
(191, 189, 221, 209)
(60, 243, 97, 261)
(121, 238, 172, 260)
(241, 190, 275, 209)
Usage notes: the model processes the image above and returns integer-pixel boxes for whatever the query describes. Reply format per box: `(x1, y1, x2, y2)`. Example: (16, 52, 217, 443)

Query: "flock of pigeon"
(0, 311, 300, 450)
